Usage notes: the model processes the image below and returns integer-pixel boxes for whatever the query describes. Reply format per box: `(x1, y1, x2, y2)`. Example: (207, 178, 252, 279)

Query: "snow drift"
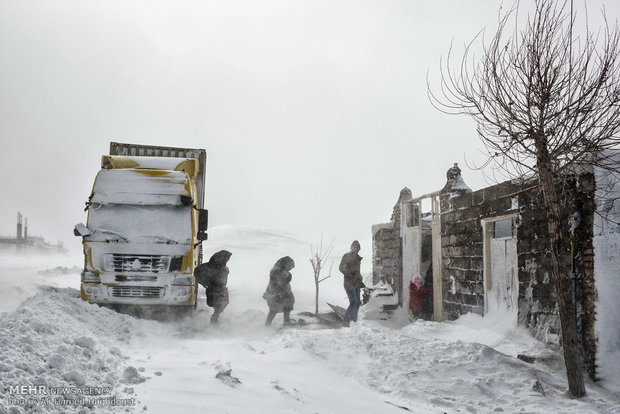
(1, 225, 619, 413)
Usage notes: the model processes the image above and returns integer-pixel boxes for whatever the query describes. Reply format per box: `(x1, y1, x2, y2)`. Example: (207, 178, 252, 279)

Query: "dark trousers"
(343, 287, 361, 326)
(210, 304, 226, 324)
(265, 309, 291, 326)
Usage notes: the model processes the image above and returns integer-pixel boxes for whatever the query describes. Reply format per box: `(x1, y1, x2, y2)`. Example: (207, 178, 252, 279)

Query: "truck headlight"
(82, 271, 100, 282)
(172, 275, 192, 285)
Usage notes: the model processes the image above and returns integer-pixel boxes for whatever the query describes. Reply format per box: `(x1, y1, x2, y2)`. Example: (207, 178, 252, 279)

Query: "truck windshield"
(87, 205, 192, 244)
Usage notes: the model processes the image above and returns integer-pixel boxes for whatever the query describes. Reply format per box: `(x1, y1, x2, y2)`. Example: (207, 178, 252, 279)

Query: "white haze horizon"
(2, 0, 618, 256)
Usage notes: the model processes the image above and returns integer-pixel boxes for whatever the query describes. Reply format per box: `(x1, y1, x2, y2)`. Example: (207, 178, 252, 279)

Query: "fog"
(1, 0, 618, 255)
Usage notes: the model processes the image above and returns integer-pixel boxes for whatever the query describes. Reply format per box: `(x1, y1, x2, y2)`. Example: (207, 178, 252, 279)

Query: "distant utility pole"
(16, 212, 22, 252)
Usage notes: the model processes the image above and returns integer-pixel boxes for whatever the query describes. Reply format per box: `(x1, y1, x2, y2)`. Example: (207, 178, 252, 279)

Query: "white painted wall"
(593, 152, 620, 392)
(401, 202, 422, 308)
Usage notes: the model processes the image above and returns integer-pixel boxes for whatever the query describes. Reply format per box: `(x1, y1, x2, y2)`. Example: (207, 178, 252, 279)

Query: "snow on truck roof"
(101, 155, 200, 179)
(91, 169, 192, 206)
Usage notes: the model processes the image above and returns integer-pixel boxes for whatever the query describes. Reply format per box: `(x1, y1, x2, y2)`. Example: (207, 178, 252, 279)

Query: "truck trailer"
(74, 142, 208, 308)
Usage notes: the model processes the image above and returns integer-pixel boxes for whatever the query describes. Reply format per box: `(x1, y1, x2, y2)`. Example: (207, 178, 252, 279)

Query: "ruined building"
(372, 158, 619, 382)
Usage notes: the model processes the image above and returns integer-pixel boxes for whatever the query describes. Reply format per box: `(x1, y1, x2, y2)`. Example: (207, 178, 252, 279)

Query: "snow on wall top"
(451, 175, 472, 191)
(91, 169, 190, 206)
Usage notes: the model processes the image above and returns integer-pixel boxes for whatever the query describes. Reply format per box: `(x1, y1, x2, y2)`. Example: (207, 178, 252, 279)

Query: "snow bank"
(1, 225, 618, 413)
(0, 288, 154, 413)
(0, 252, 82, 314)
(273, 315, 618, 413)
(126, 317, 414, 414)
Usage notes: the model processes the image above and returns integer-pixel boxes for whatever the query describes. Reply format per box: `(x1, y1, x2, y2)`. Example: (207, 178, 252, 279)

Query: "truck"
(74, 142, 208, 309)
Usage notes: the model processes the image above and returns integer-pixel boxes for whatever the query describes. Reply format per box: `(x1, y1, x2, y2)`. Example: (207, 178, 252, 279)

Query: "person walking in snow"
(264, 256, 296, 326)
(339, 240, 365, 327)
(408, 274, 432, 320)
(194, 250, 232, 324)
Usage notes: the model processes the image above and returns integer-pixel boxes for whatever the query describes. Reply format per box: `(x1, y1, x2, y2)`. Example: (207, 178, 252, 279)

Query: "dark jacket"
(264, 256, 295, 313)
(195, 250, 232, 307)
(339, 251, 364, 288)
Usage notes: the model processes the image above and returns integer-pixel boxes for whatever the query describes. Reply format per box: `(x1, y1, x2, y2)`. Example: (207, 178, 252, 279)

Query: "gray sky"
(1, 0, 618, 253)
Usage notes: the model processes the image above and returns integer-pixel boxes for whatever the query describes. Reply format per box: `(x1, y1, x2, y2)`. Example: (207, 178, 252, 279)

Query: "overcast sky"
(1, 0, 618, 253)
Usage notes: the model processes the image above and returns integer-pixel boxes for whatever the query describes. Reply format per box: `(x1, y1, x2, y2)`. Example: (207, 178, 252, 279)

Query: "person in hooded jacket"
(194, 250, 232, 324)
(263, 256, 295, 326)
(339, 240, 365, 327)
(408, 274, 432, 320)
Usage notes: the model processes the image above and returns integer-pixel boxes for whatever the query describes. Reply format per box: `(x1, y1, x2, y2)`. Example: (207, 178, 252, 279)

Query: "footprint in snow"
(271, 380, 303, 402)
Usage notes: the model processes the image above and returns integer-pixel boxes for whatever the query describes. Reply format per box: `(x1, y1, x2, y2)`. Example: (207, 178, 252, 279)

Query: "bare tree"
(310, 236, 334, 316)
(429, 0, 620, 398)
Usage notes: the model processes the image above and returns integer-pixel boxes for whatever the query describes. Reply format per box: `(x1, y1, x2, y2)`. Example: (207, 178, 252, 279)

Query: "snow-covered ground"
(1, 225, 619, 413)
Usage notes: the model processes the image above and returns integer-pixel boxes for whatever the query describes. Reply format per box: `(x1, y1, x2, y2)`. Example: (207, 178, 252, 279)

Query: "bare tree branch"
(428, 0, 620, 398)
(310, 234, 334, 315)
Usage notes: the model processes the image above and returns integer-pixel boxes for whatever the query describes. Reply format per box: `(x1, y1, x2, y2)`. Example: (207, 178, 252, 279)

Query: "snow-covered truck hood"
(90, 169, 192, 206)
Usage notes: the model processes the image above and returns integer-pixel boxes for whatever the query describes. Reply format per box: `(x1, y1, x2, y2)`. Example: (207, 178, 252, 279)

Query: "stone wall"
(441, 172, 597, 379)
(371, 222, 402, 300)
(439, 180, 521, 319)
(371, 188, 411, 303)
(374, 166, 600, 380)
(513, 174, 596, 377)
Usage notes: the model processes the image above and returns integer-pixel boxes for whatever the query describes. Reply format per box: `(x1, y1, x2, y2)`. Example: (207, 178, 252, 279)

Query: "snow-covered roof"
(101, 156, 199, 179)
(91, 169, 191, 206)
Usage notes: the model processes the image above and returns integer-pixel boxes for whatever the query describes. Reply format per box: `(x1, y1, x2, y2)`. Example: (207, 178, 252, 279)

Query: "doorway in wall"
(401, 199, 436, 320)
(483, 215, 518, 323)
(401, 202, 421, 309)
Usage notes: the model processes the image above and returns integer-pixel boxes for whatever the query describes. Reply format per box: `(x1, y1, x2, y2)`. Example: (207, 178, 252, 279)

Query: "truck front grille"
(103, 254, 171, 273)
(115, 275, 158, 282)
(111, 286, 164, 298)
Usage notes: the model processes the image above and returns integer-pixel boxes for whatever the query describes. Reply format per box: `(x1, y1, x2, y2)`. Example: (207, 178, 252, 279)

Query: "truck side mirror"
(198, 209, 208, 232)
(74, 223, 92, 237)
(197, 209, 208, 241)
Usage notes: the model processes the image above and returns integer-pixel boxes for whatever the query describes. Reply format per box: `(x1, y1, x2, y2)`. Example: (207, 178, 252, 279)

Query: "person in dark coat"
(423, 265, 434, 319)
(194, 250, 232, 324)
(339, 240, 365, 327)
(264, 256, 295, 326)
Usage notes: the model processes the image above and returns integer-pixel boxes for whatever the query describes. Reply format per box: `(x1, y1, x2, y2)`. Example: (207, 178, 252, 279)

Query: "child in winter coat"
(409, 274, 432, 320)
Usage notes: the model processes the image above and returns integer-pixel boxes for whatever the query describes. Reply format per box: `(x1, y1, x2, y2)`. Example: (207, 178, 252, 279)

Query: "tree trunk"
(315, 281, 319, 316)
(536, 141, 587, 398)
